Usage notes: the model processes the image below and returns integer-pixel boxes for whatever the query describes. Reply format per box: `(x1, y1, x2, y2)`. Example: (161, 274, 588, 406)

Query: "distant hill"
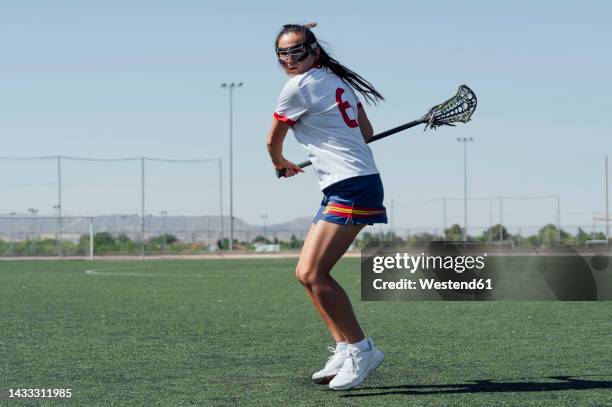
(0, 214, 314, 242)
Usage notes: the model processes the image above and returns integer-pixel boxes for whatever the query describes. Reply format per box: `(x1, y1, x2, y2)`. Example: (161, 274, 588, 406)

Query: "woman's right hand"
(276, 158, 303, 178)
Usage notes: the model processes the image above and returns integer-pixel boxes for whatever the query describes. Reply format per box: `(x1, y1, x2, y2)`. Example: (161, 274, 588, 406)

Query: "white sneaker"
(328, 337, 384, 390)
(311, 346, 349, 384)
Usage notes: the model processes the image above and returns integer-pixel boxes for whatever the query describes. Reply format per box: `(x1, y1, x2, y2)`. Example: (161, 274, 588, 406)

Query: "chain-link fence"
(1, 156, 609, 257)
(1, 213, 609, 258)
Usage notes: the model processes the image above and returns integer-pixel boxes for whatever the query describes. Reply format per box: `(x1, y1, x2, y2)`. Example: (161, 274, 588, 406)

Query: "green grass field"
(1, 258, 611, 406)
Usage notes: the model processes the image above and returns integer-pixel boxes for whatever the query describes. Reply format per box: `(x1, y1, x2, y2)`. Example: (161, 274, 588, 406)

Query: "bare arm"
(357, 105, 374, 142)
(266, 119, 303, 177)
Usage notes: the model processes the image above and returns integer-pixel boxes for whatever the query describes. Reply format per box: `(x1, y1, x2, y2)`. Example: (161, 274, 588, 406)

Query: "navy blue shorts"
(312, 174, 388, 226)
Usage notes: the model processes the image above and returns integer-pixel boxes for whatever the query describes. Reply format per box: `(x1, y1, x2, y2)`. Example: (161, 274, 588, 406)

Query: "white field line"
(1, 252, 364, 262)
(84, 266, 205, 277)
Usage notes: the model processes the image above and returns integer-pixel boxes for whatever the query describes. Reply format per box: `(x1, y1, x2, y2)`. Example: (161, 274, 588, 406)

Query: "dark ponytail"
(275, 23, 385, 105)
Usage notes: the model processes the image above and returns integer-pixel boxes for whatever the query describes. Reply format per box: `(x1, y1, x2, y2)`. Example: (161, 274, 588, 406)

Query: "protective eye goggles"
(276, 41, 318, 63)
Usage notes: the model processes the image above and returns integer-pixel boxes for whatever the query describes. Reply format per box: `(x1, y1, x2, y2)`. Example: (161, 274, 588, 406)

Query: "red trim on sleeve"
(273, 112, 297, 125)
(357, 102, 363, 109)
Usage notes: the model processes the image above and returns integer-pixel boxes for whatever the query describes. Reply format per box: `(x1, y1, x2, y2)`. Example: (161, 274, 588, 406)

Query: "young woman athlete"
(267, 23, 386, 390)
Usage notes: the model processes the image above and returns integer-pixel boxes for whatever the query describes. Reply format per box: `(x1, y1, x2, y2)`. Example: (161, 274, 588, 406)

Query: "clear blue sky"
(1, 1, 610, 233)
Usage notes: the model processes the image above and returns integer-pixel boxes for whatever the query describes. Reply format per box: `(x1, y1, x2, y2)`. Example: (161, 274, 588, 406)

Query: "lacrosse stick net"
(423, 84, 477, 130)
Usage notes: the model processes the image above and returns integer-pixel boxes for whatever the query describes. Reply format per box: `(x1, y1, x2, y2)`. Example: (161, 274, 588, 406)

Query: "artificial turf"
(1, 258, 611, 406)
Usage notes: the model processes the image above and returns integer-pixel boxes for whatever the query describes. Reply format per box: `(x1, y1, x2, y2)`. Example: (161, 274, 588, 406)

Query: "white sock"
(348, 337, 370, 352)
(335, 341, 348, 350)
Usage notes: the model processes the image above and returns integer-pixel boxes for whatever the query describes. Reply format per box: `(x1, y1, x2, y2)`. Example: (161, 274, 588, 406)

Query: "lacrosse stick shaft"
(281, 118, 427, 174)
(367, 118, 427, 144)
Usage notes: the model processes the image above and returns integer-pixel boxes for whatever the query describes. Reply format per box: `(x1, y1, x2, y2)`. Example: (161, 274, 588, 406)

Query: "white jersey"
(274, 66, 379, 190)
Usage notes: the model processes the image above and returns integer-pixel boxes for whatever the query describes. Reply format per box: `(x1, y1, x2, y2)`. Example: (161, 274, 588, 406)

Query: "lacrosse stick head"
(423, 84, 477, 130)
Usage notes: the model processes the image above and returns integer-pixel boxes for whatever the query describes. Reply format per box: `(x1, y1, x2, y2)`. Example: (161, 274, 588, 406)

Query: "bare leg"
(296, 221, 365, 344)
(297, 224, 347, 343)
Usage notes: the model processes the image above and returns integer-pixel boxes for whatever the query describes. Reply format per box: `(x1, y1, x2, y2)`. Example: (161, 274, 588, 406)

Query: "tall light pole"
(221, 82, 243, 250)
(457, 137, 473, 241)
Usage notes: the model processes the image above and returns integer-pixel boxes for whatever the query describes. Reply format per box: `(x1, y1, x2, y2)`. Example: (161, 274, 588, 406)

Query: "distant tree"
(355, 231, 378, 248)
(252, 235, 270, 244)
(94, 232, 116, 253)
(288, 234, 302, 249)
(576, 227, 591, 245)
(575, 228, 607, 245)
(381, 231, 403, 242)
(117, 233, 131, 243)
(444, 224, 463, 241)
(78, 234, 90, 254)
(408, 233, 435, 245)
(538, 224, 570, 244)
(94, 232, 115, 246)
(32, 239, 59, 256)
(483, 224, 510, 241)
(149, 234, 178, 245)
(527, 235, 540, 246)
(218, 238, 239, 249)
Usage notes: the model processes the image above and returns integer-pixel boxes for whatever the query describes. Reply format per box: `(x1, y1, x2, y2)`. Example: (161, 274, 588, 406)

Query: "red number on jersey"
(335, 88, 359, 128)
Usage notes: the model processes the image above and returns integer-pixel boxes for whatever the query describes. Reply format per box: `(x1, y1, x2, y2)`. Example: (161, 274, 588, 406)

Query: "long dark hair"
(275, 23, 385, 104)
